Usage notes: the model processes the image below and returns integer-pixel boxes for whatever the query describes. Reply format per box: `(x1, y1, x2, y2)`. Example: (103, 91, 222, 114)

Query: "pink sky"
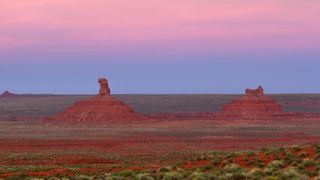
(0, 1, 320, 94)
(1, 0, 319, 56)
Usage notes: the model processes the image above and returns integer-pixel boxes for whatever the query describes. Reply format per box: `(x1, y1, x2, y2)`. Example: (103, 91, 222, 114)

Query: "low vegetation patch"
(1, 145, 320, 179)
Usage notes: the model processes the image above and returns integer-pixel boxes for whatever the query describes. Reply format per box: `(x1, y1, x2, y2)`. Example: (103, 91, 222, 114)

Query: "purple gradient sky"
(0, 0, 319, 94)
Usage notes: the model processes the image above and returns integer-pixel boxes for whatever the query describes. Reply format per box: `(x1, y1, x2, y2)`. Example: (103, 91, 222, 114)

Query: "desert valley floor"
(1, 94, 320, 178)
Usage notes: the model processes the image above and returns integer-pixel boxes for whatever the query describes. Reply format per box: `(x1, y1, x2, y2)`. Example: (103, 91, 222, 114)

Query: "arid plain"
(1, 87, 320, 178)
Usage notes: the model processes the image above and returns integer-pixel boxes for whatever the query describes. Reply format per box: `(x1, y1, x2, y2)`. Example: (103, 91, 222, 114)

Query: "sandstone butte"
(149, 86, 290, 121)
(48, 78, 144, 123)
(0, 90, 15, 97)
(221, 86, 283, 119)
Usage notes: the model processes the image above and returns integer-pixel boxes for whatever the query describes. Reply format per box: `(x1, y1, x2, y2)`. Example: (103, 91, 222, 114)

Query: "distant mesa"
(46, 78, 145, 123)
(221, 86, 282, 119)
(0, 90, 16, 97)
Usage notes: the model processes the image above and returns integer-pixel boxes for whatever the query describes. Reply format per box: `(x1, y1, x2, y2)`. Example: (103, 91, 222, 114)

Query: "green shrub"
(246, 168, 264, 180)
(314, 154, 320, 161)
(260, 147, 269, 153)
(92, 175, 106, 180)
(267, 160, 284, 169)
(291, 159, 302, 167)
(211, 156, 222, 165)
(263, 176, 279, 180)
(200, 155, 208, 161)
(253, 159, 264, 168)
(105, 175, 123, 180)
(299, 152, 308, 158)
(279, 168, 309, 180)
(301, 159, 315, 168)
(207, 154, 216, 160)
(163, 171, 184, 180)
(314, 145, 320, 154)
(247, 151, 255, 157)
(227, 152, 242, 159)
(291, 145, 301, 152)
(189, 171, 209, 180)
(200, 164, 213, 171)
(157, 167, 172, 173)
(181, 170, 191, 178)
(223, 164, 246, 175)
(206, 169, 219, 179)
(296, 164, 306, 172)
(275, 147, 285, 153)
(47, 177, 61, 180)
(117, 170, 134, 177)
(220, 159, 233, 167)
(135, 173, 155, 180)
(73, 175, 92, 180)
(284, 152, 297, 164)
(223, 172, 246, 180)
(6, 174, 28, 180)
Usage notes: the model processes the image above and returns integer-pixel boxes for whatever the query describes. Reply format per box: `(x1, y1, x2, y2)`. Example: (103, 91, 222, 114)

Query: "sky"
(0, 0, 319, 94)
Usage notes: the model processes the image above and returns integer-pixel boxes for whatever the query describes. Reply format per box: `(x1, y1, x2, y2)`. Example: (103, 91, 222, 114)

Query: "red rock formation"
(0, 90, 15, 97)
(221, 86, 282, 119)
(47, 78, 144, 123)
(98, 78, 110, 95)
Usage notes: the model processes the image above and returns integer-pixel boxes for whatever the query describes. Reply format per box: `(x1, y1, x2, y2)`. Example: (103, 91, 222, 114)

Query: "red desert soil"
(183, 145, 318, 171)
(183, 159, 212, 170)
(1, 145, 318, 178)
(0, 134, 319, 165)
